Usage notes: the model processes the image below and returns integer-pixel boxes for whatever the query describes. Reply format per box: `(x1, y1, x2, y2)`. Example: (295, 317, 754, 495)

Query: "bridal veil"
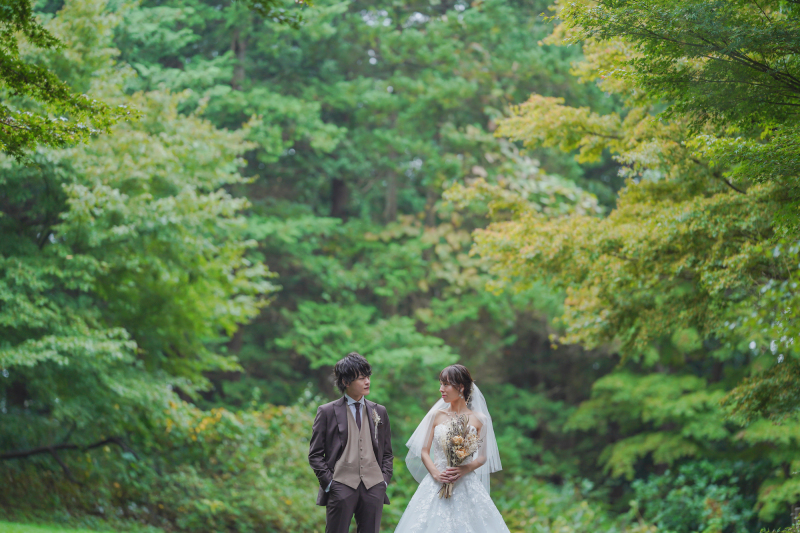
(404, 384, 502, 493)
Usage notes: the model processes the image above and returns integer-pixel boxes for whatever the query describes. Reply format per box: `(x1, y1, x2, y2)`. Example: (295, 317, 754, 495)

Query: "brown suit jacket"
(308, 396, 393, 506)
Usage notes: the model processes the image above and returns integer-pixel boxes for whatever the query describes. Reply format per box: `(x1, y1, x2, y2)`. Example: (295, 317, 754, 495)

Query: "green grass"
(0, 522, 113, 533)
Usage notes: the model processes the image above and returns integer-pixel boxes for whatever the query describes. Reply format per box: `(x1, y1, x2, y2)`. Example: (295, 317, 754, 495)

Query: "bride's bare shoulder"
(432, 410, 450, 425)
(467, 411, 484, 431)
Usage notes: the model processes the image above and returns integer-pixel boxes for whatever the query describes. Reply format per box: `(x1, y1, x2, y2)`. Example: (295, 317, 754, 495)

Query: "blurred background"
(1, 0, 799, 531)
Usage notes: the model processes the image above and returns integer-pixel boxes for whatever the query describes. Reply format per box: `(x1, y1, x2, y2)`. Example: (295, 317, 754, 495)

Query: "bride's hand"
(432, 469, 447, 484)
(442, 467, 465, 483)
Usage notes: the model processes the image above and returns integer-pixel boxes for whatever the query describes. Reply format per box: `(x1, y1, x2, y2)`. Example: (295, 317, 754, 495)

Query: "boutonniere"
(372, 410, 382, 428)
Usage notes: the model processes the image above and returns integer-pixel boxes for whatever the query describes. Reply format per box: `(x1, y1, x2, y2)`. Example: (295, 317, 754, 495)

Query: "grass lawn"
(0, 522, 113, 533)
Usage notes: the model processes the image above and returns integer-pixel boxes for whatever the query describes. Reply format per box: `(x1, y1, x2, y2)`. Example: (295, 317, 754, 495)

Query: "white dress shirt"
(326, 394, 384, 492)
(345, 393, 366, 421)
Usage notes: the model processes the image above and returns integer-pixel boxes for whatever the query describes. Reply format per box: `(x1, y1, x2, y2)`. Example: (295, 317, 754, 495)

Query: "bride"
(395, 364, 510, 533)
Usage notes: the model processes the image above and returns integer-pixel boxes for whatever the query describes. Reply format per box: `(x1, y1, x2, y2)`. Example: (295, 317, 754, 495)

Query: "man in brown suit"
(308, 352, 393, 533)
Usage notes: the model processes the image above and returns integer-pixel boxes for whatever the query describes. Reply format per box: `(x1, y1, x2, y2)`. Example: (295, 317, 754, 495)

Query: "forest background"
(1, 0, 799, 532)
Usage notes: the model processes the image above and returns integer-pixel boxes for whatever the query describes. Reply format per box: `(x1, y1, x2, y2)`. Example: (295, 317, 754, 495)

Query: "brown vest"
(332, 404, 384, 490)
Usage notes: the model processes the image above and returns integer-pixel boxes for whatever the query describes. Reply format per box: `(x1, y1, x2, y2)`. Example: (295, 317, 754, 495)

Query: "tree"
(0, 0, 134, 158)
(107, 5, 635, 530)
(0, 1, 279, 528)
(454, 0, 800, 519)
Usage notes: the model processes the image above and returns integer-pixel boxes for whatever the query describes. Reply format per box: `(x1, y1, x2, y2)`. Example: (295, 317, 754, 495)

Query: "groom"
(308, 352, 393, 533)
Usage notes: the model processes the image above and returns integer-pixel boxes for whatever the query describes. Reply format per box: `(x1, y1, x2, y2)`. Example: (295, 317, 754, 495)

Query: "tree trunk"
(423, 191, 437, 227)
(228, 326, 244, 354)
(384, 173, 398, 222)
(331, 178, 349, 219)
(231, 29, 246, 90)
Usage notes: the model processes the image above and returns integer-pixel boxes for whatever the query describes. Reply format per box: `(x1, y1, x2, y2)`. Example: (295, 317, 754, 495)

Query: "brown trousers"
(326, 480, 386, 533)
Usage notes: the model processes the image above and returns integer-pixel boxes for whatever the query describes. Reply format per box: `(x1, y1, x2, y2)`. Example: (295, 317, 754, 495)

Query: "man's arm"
(380, 406, 393, 485)
(308, 405, 333, 490)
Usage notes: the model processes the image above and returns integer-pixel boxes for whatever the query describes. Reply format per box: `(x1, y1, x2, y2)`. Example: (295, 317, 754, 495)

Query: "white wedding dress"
(396, 385, 510, 533)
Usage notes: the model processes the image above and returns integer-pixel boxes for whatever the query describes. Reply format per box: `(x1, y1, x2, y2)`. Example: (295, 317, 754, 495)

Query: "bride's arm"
(421, 412, 446, 483)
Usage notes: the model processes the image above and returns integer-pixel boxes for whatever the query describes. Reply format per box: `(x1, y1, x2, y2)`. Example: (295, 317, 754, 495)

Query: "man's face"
(345, 374, 370, 399)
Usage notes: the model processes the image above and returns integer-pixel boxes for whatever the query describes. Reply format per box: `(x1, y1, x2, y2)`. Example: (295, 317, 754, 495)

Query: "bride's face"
(439, 381, 463, 403)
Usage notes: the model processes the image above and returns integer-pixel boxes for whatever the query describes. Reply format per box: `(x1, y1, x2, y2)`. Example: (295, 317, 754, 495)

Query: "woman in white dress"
(395, 364, 510, 533)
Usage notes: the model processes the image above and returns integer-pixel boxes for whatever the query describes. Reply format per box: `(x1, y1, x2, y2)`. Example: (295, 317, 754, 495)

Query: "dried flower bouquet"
(437, 413, 481, 499)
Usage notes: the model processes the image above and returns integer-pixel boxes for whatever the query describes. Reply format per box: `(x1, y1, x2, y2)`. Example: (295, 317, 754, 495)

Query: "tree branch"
(580, 129, 624, 140)
(618, 24, 800, 94)
(0, 436, 138, 462)
(689, 156, 747, 194)
(721, 177, 747, 194)
(0, 119, 31, 132)
(48, 448, 79, 484)
(1, 443, 81, 460)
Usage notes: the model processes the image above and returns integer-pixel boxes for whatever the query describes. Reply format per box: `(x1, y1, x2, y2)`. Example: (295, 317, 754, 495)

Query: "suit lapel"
(334, 396, 348, 445)
(365, 400, 380, 458)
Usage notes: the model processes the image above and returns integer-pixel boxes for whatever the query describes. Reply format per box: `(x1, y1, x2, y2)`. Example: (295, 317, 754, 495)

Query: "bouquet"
(438, 414, 481, 498)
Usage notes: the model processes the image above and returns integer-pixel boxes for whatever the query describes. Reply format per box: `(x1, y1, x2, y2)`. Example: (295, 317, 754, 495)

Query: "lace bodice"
(432, 424, 479, 471)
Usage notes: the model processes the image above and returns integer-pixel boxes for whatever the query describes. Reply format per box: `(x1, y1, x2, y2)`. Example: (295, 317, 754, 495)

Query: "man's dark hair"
(334, 352, 372, 393)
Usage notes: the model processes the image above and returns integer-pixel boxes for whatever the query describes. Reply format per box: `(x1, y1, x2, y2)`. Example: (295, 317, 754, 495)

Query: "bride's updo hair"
(438, 364, 474, 404)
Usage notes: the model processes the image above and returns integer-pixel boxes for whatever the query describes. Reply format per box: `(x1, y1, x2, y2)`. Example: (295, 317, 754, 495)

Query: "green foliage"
(110, 0, 616, 462)
(237, 0, 311, 28)
(482, 0, 800, 363)
(0, 521, 140, 533)
(559, 0, 800, 127)
(0, 1, 619, 531)
(0, 0, 133, 159)
(630, 461, 763, 533)
(446, 0, 800, 522)
(566, 372, 730, 480)
(723, 360, 800, 424)
(115, 0, 619, 210)
(1, 402, 323, 532)
(0, 85, 273, 457)
(721, 242, 800, 422)
(495, 476, 655, 533)
(555, 346, 800, 522)
(0, 3, 286, 531)
(9, 0, 800, 531)
(761, 527, 800, 533)
(482, 383, 576, 477)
